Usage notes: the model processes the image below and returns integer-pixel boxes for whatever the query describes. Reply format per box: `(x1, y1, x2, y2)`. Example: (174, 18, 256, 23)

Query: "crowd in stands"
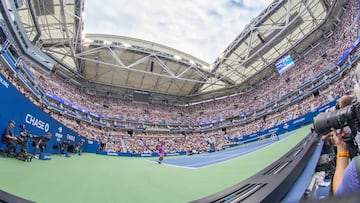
(1, 0, 359, 154)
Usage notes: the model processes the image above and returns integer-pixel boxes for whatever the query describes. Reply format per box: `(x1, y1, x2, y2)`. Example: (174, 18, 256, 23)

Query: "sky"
(83, 0, 270, 63)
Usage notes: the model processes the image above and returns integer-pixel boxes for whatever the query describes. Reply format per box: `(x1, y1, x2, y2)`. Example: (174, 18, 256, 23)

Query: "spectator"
(1, 120, 18, 155)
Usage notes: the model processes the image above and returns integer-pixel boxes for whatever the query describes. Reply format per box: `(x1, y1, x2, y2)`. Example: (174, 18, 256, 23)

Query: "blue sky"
(83, 0, 270, 63)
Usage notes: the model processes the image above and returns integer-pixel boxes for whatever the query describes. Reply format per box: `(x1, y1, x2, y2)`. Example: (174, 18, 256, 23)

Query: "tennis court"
(0, 125, 311, 203)
(148, 131, 294, 169)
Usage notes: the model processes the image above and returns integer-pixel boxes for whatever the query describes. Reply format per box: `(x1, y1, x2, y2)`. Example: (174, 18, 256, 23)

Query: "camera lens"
(313, 106, 354, 135)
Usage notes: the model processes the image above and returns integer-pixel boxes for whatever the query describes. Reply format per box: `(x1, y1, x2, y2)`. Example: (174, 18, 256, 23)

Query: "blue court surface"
(150, 132, 294, 169)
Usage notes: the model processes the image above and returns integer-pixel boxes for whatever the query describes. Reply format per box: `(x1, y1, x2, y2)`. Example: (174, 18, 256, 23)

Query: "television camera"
(17, 124, 34, 141)
(16, 124, 37, 162)
(313, 100, 360, 159)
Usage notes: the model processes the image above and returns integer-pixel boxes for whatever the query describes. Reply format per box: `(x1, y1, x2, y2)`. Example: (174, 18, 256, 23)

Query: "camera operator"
(1, 120, 18, 155)
(320, 65, 360, 196)
(318, 95, 353, 195)
(321, 95, 353, 152)
(331, 126, 356, 196)
(60, 140, 70, 156)
(33, 132, 52, 157)
(75, 140, 83, 156)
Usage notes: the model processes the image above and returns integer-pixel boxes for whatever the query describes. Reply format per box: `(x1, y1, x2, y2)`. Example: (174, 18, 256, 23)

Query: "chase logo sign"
(25, 114, 49, 132)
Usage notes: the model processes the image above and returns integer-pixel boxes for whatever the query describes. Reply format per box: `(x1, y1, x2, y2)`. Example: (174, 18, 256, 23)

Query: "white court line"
(145, 159, 196, 169)
(187, 143, 272, 168)
(146, 142, 273, 169)
(190, 131, 295, 168)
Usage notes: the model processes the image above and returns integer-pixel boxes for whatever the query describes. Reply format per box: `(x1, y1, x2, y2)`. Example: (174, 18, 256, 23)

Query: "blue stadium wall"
(0, 72, 100, 154)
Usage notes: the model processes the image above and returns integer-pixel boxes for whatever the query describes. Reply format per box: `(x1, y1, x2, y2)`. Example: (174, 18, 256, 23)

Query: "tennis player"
(157, 143, 164, 164)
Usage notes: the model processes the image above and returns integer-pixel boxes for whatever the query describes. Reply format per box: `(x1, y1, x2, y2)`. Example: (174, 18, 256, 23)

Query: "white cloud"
(84, 0, 269, 63)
